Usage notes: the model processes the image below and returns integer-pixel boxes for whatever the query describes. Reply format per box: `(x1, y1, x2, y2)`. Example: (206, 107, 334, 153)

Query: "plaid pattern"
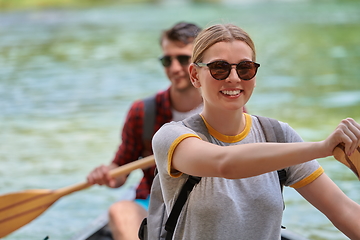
(112, 88, 172, 199)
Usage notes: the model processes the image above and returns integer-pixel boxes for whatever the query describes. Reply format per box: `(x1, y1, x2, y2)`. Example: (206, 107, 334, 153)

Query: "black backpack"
(138, 113, 287, 240)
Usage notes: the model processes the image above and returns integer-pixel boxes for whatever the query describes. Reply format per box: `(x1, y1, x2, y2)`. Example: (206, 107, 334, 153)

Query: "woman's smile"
(220, 89, 243, 97)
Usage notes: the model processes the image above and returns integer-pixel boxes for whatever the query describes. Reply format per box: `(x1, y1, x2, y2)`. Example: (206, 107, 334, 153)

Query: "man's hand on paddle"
(87, 163, 125, 188)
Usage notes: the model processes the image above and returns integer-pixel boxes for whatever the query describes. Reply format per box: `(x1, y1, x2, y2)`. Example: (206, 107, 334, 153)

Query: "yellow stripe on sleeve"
(290, 166, 324, 189)
(167, 133, 201, 178)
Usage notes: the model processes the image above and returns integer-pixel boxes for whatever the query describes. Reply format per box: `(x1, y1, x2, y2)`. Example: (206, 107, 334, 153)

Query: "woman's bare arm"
(172, 118, 360, 179)
(297, 174, 360, 239)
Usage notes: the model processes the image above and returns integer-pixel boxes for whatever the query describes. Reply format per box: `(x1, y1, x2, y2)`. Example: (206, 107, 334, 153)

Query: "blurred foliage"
(0, 0, 161, 11)
(0, 0, 357, 11)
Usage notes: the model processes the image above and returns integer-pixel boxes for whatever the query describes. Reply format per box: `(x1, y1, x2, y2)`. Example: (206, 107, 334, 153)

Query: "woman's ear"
(189, 63, 201, 88)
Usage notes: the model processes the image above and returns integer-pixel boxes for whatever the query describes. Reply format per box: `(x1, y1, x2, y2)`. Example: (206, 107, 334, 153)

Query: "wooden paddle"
(333, 143, 360, 180)
(0, 155, 155, 238)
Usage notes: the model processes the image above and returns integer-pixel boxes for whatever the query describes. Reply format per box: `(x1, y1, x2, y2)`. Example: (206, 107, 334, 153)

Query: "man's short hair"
(160, 22, 202, 46)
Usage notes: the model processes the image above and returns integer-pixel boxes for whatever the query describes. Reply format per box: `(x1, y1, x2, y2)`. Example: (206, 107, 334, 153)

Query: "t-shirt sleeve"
(152, 121, 200, 178)
(280, 121, 324, 188)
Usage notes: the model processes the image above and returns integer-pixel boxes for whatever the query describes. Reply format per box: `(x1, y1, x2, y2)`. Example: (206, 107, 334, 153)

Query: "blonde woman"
(152, 23, 360, 239)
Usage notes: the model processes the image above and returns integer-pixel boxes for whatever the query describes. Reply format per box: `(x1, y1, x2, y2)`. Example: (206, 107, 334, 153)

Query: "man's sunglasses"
(159, 55, 191, 67)
(195, 60, 260, 81)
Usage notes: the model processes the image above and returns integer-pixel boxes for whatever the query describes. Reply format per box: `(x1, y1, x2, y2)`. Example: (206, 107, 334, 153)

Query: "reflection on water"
(0, 1, 360, 239)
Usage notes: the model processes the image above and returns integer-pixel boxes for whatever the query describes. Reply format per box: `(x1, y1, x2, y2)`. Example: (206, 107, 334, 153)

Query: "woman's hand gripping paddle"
(333, 143, 360, 180)
(0, 155, 155, 238)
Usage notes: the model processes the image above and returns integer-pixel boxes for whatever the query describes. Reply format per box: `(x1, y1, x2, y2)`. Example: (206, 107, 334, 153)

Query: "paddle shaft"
(55, 155, 155, 197)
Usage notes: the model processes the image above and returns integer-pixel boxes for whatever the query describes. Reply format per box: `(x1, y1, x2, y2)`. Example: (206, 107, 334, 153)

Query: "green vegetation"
(0, 0, 354, 11)
(0, 0, 160, 11)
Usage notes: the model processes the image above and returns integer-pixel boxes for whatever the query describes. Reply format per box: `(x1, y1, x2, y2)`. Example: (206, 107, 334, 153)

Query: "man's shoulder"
(126, 88, 171, 126)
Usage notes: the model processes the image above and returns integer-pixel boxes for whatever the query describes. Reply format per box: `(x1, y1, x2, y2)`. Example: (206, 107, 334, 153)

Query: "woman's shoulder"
(159, 114, 204, 129)
(154, 122, 182, 139)
(155, 119, 196, 138)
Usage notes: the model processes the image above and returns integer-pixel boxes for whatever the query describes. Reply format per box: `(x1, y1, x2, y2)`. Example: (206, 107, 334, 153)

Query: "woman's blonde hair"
(192, 24, 256, 63)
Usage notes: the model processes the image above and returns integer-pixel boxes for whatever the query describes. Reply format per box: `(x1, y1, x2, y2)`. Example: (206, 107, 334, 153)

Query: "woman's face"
(191, 40, 256, 112)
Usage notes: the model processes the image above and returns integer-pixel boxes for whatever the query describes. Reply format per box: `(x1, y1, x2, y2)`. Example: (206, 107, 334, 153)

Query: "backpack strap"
(255, 115, 287, 186)
(142, 95, 157, 142)
(255, 115, 287, 222)
(142, 108, 202, 239)
(255, 115, 285, 143)
(162, 116, 205, 240)
(165, 175, 201, 240)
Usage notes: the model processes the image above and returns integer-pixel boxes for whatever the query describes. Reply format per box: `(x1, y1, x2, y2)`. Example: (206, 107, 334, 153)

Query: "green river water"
(1, 0, 360, 239)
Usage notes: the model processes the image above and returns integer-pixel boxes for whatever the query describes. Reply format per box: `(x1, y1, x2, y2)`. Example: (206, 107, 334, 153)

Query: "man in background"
(87, 22, 203, 240)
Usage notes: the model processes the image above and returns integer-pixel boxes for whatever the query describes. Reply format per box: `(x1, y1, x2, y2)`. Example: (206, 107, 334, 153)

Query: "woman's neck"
(201, 108, 246, 136)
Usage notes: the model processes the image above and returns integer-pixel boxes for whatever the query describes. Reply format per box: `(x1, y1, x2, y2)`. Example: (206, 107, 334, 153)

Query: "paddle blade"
(333, 143, 360, 180)
(0, 156, 155, 237)
(0, 189, 59, 238)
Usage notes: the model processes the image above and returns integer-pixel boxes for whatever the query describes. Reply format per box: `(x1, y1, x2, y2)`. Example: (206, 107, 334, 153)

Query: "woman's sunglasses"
(195, 60, 260, 81)
(159, 55, 191, 67)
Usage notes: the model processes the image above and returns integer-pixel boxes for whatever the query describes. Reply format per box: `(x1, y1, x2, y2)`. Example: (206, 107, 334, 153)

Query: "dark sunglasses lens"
(160, 56, 171, 67)
(208, 61, 231, 80)
(237, 62, 258, 80)
(176, 55, 191, 66)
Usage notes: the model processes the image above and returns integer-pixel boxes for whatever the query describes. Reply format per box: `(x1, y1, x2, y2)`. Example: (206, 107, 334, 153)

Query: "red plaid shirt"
(112, 88, 172, 199)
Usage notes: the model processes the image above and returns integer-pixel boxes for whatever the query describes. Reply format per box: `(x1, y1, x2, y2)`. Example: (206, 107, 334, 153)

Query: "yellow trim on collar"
(290, 166, 324, 189)
(199, 113, 252, 143)
(168, 133, 201, 178)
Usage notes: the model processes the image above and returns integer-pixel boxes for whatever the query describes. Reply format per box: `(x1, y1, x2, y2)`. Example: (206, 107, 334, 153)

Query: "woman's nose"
(226, 66, 241, 82)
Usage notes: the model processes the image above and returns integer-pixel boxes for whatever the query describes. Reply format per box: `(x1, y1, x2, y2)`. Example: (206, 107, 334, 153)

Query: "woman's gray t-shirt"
(152, 114, 323, 240)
